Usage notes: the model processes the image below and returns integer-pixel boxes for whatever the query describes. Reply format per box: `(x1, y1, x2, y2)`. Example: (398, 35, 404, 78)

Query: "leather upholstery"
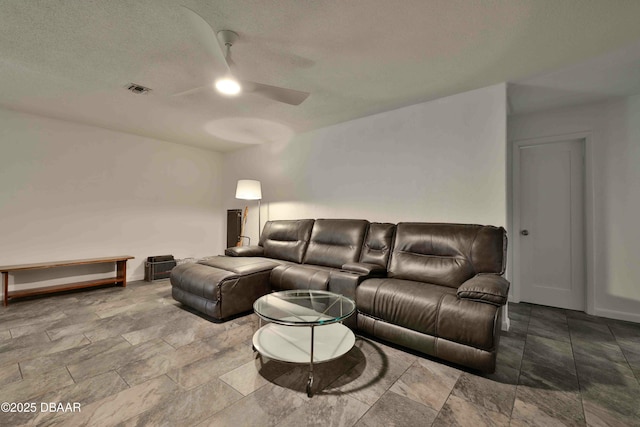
(358, 313, 498, 372)
(171, 263, 234, 304)
(357, 313, 437, 357)
(270, 263, 364, 301)
(436, 293, 499, 350)
(225, 245, 264, 257)
(357, 277, 500, 351)
(357, 292, 502, 372)
(198, 256, 279, 275)
(260, 219, 314, 263)
(171, 257, 277, 319)
(270, 265, 330, 291)
(360, 222, 395, 267)
(341, 262, 386, 275)
(357, 222, 507, 373)
(357, 278, 456, 336)
(437, 306, 502, 373)
(173, 218, 509, 372)
(457, 274, 510, 306)
(388, 223, 506, 288)
(303, 219, 368, 268)
(269, 263, 361, 330)
(326, 269, 362, 302)
(435, 336, 499, 373)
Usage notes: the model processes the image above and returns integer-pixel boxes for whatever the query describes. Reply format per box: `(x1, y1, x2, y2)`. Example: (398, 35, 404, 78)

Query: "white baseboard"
(593, 307, 640, 324)
(129, 273, 145, 282)
(503, 296, 640, 325)
(501, 317, 510, 331)
(501, 305, 510, 331)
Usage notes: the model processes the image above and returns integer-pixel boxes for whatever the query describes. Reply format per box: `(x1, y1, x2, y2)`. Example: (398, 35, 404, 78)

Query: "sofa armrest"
(224, 246, 264, 257)
(457, 274, 510, 306)
(341, 262, 386, 276)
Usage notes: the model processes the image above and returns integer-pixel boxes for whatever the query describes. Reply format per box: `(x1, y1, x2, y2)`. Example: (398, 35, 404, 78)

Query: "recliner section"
(356, 222, 508, 372)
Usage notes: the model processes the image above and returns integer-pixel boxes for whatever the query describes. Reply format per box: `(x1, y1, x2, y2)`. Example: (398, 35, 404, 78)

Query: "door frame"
(510, 131, 595, 314)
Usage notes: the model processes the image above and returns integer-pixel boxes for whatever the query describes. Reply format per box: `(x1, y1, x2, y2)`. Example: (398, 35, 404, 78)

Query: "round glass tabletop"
(253, 289, 356, 326)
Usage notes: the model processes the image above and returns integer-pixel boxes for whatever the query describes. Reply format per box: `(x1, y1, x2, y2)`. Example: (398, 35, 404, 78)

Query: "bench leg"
(3, 272, 8, 307)
(117, 261, 127, 288)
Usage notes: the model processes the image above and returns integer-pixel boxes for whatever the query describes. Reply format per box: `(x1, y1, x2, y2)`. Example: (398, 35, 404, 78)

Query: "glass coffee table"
(252, 289, 356, 397)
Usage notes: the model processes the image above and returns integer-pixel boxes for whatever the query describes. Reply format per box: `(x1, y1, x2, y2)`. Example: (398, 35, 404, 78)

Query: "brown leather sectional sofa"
(170, 218, 509, 372)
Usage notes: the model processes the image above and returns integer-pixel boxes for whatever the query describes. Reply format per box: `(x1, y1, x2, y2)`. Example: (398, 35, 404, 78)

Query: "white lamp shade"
(235, 180, 262, 200)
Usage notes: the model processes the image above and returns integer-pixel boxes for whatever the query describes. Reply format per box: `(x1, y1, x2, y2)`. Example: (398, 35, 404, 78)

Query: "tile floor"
(1, 280, 639, 426)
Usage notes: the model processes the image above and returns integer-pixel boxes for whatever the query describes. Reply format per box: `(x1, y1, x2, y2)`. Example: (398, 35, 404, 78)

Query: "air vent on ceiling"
(126, 83, 151, 95)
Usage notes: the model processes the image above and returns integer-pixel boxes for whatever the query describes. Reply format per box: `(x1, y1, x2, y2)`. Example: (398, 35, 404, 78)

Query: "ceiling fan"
(177, 6, 310, 106)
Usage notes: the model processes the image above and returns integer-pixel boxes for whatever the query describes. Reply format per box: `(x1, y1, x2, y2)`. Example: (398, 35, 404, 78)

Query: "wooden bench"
(1, 255, 134, 306)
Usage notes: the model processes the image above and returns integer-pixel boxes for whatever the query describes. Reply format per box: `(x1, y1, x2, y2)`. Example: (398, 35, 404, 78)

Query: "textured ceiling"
(2, 0, 640, 152)
(509, 38, 640, 115)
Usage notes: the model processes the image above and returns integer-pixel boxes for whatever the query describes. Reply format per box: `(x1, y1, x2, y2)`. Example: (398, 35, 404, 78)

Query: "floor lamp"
(235, 179, 262, 245)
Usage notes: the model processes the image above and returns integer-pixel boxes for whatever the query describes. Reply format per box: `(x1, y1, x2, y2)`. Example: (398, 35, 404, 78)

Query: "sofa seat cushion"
(198, 256, 281, 275)
(269, 263, 365, 300)
(357, 278, 455, 337)
(357, 278, 499, 351)
(270, 264, 331, 291)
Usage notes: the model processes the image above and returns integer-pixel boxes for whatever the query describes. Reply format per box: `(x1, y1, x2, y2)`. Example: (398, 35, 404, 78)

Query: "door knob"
(521, 229, 529, 236)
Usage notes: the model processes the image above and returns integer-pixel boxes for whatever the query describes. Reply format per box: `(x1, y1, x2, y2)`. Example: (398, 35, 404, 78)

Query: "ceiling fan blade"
(180, 6, 230, 72)
(172, 85, 210, 97)
(180, 8, 310, 105)
(241, 80, 310, 106)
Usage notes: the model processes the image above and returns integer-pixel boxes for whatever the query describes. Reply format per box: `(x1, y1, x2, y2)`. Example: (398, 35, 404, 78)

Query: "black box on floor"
(227, 209, 243, 248)
(145, 255, 176, 281)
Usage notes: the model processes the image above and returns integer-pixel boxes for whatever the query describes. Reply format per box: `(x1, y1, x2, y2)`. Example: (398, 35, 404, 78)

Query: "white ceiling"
(509, 38, 640, 115)
(2, 0, 640, 152)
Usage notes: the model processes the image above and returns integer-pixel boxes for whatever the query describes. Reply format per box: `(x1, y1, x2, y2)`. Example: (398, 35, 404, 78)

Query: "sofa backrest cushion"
(259, 219, 314, 264)
(388, 223, 506, 288)
(360, 222, 396, 267)
(303, 219, 369, 268)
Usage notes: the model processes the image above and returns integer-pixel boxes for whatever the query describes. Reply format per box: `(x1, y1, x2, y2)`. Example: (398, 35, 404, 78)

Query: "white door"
(516, 139, 585, 310)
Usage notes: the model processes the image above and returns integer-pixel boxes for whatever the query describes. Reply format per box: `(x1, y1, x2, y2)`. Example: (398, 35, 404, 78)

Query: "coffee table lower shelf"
(252, 322, 355, 397)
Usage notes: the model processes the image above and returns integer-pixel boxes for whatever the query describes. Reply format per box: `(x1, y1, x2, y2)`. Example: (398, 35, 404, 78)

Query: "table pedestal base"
(252, 322, 355, 397)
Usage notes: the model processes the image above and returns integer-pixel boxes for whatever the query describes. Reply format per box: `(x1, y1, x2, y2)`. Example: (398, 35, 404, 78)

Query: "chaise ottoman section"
(171, 257, 279, 320)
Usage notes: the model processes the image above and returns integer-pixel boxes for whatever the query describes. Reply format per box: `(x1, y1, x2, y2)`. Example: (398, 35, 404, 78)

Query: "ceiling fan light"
(215, 78, 241, 95)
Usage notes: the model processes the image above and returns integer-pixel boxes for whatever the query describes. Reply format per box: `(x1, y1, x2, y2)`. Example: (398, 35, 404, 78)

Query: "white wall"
(509, 95, 640, 323)
(0, 109, 224, 290)
(222, 84, 507, 243)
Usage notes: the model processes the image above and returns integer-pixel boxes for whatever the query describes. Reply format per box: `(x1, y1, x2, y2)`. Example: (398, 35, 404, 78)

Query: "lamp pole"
(235, 179, 262, 245)
(258, 199, 261, 240)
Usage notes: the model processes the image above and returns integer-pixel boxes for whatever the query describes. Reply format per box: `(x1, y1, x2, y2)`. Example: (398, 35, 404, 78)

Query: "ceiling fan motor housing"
(217, 30, 239, 47)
